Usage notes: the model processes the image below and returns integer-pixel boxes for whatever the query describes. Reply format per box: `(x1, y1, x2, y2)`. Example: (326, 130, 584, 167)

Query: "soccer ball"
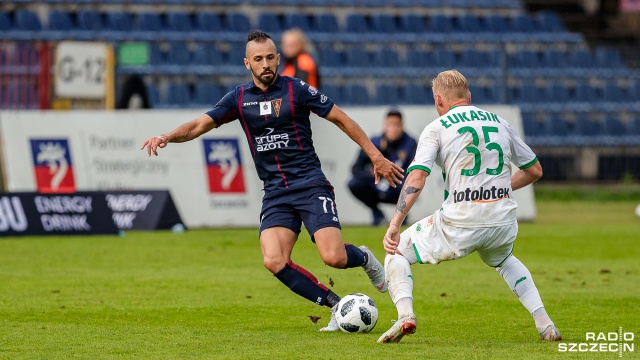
(335, 293, 378, 333)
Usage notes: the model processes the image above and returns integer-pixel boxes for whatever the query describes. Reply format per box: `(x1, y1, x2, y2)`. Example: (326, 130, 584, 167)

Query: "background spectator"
(280, 28, 320, 88)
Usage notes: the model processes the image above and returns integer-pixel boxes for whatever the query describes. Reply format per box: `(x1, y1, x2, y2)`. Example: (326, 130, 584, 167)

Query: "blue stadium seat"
(521, 112, 548, 136)
(373, 48, 399, 67)
(376, 84, 401, 105)
(460, 49, 496, 67)
(344, 84, 370, 105)
(429, 14, 454, 32)
(429, 48, 454, 67)
(346, 48, 370, 67)
(196, 13, 223, 32)
(484, 15, 509, 32)
(15, 10, 42, 31)
(575, 83, 597, 102)
(404, 83, 430, 104)
(346, 14, 370, 33)
(0, 12, 11, 32)
(146, 83, 160, 108)
(594, 47, 623, 68)
(400, 14, 426, 33)
(318, 46, 342, 67)
(536, 11, 564, 32)
(547, 112, 572, 136)
(471, 84, 499, 104)
(372, 14, 398, 33)
(628, 115, 640, 135)
(314, 14, 339, 33)
(194, 83, 222, 105)
(284, 13, 312, 32)
(193, 44, 224, 65)
(224, 13, 251, 32)
(406, 48, 427, 68)
(574, 113, 600, 136)
(257, 13, 283, 33)
(147, 44, 163, 65)
(167, 43, 191, 64)
(510, 49, 540, 68)
(508, 84, 543, 104)
(106, 12, 133, 32)
(136, 12, 162, 32)
(318, 84, 344, 100)
(571, 49, 594, 68)
(167, 82, 191, 105)
(48, 11, 74, 31)
(455, 14, 482, 33)
(77, 10, 104, 31)
(603, 82, 622, 102)
(541, 49, 567, 68)
(167, 13, 193, 32)
(511, 14, 536, 32)
(225, 43, 245, 65)
(602, 115, 626, 136)
(545, 83, 570, 102)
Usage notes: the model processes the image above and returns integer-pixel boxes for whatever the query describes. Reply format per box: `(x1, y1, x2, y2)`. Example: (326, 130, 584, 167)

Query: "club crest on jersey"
(30, 139, 76, 193)
(308, 86, 318, 96)
(271, 98, 282, 117)
(202, 138, 246, 193)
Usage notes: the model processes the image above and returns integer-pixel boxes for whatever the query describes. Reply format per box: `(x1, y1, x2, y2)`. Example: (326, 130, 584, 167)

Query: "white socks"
(496, 255, 553, 332)
(385, 254, 415, 318)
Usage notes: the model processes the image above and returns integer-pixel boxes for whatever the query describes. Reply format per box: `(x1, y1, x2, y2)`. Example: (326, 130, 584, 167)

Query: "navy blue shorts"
(259, 182, 342, 240)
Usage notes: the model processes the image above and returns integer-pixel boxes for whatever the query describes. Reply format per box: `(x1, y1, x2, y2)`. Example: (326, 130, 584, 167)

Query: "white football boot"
(539, 325, 562, 341)
(377, 314, 417, 343)
(359, 246, 387, 292)
(318, 304, 339, 332)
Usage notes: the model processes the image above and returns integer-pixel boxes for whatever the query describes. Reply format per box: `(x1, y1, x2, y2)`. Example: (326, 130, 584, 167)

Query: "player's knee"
(321, 251, 347, 268)
(263, 257, 288, 274)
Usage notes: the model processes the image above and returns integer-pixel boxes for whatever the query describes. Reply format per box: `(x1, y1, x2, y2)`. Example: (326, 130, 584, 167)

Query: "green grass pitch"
(1, 200, 639, 359)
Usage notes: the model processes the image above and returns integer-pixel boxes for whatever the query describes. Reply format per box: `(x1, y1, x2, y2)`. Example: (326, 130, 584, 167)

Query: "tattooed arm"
(383, 169, 429, 254)
(141, 114, 217, 156)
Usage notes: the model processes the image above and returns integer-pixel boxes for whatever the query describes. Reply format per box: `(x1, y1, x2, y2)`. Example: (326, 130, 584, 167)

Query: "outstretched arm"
(511, 161, 542, 191)
(383, 169, 429, 255)
(141, 114, 217, 156)
(324, 105, 404, 187)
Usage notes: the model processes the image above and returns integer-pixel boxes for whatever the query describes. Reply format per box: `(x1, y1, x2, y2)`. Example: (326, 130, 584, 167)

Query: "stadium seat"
(167, 82, 191, 106)
(346, 48, 370, 67)
(628, 115, 640, 135)
(470, 84, 499, 104)
(193, 44, 224, 65)
(509, 84, 543, 104)
(136, 12, 163, 32)
(0, 12, 11, 32)
(344, 84, 370, 105)
(257, 13, 283, 33)
(318, 46, 342, 67)
(106, 12, 133, 32)
(574, 113, 600, 136)
(602, 115, 626, 136)
(406, 48, 427, 68)
(224, 13, 251, 32)
(545, 83, 570, 102)
(511, 14, 536, 32)
(48, 11, 74, 31)
(575, 82, 597, 102)
(547, 112, 572, 136)
(594, 46, 623, 68)
(146, 83, 160, 108)
(166, 43, 191, 65)
(76, 10, 103, 32)
(484, 15, 509, 33)
(313, 14, 339, 33)
(541, 49, 567, 68)
(373, 48, 399, 67)
(400, 14, 427, 33)
(571, 49, 594, 68)
(225, 44, 246, 65)
(602, 82, 622, 102)
(510, 49, 540, 68)
(429, 14, 454, 32)
(14, 10, 41, 31)
(167, 13, 193, 32)
(372, 14, 399, 33)
(194, 83, 222, 106)
(375, 84, 401, 105)
(521, 112, 548, 137)
(429, 48, 454, 67)
(346, 14, 370, 33)
(460, 49, 496, 67)
(536, 11, 564, 32)
(196, 13, 223, 32)
(318, 84, 344, 100)
(455, 14, 482, 33)
(404, 83, 430, 104)
(284, 13, 312, 32)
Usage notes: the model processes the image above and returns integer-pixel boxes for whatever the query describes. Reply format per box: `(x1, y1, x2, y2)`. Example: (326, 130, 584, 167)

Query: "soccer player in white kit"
(377, 70, 562, 343)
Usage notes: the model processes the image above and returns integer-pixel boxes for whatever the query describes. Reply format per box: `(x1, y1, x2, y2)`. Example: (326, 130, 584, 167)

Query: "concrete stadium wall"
(0, 105, 536, 228)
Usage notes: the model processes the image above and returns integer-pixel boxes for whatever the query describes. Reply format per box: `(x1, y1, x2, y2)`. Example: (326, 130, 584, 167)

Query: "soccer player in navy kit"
(141, 30, 404, 331)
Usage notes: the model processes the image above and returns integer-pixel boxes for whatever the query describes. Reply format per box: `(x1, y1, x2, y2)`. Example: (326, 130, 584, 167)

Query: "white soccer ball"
(335, 293, 378, 333)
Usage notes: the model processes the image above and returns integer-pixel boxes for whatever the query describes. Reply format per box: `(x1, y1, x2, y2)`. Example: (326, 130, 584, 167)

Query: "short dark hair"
(386, 108, 403, 121)
(247, 30, 272, 43)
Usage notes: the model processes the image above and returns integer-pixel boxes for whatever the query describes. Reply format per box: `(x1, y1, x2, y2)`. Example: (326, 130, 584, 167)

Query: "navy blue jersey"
(205, 75, 335, 193)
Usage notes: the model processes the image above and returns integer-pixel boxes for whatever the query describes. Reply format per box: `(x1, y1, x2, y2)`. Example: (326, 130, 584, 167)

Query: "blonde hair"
(282, 27, 312, 54)
(431, 69, 470, 101)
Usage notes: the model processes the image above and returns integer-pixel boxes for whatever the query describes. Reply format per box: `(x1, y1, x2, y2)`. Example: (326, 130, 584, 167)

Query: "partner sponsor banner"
(0, 192, 117, 236)
(0, 107, 534, 227)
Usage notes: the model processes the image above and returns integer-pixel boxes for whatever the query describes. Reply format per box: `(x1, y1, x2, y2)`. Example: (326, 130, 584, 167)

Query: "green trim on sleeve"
(407, 165, 431, 175)
(518, 157, 538, 170)
(412, 243, 424, 264)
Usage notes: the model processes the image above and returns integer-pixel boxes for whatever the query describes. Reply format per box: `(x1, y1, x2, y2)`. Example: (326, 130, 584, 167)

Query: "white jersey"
(408, 105, 538, 228)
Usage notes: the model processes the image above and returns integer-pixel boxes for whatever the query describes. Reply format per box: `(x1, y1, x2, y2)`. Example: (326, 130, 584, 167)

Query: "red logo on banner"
(30, 139, 76, 193)
(203, 139, 246, 193)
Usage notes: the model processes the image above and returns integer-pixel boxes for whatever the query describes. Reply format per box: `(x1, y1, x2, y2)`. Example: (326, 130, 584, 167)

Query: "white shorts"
(397, 210, 517, 267)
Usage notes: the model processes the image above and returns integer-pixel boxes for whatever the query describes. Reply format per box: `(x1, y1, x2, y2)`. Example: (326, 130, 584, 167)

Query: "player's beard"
(250, 65, 277, 87)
